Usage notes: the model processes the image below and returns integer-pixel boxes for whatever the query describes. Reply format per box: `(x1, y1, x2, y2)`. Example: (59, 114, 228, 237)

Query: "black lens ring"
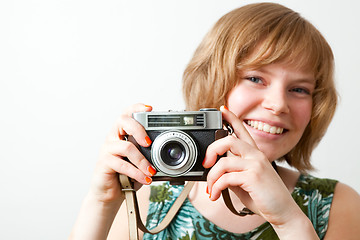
(160, 141, 186, 166)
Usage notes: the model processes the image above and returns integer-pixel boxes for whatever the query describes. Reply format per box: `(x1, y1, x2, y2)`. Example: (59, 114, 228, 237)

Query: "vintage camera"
(130, 109, 228, 184)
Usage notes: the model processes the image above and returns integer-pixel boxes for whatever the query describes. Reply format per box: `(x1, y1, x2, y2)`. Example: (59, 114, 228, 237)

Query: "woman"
(69, 3, 360, 239)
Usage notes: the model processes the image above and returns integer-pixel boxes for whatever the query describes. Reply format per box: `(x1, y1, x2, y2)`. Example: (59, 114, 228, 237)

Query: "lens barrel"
(151, 130, 198, 177)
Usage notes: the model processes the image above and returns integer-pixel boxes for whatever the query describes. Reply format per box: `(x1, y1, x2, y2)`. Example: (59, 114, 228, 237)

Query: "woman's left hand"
(203, 106, 304, 227)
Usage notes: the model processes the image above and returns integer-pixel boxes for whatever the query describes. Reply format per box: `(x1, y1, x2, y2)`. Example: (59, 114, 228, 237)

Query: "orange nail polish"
(206, 186, 209, 194)
(145, 136, 152, 145)
(145, 176, 152, 184)
(145, 105, 152, 108)
(202, 158, 206, 166)
(222, 105, 229, 111)
(148, 166, 157, 176)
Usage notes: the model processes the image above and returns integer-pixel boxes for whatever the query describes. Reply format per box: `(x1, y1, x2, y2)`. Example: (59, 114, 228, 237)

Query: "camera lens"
(151, 130, 198, 177)
(161, 141, 185, 166)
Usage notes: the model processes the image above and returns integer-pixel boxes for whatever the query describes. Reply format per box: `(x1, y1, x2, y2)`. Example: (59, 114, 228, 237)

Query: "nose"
(262, 88, 290, 115)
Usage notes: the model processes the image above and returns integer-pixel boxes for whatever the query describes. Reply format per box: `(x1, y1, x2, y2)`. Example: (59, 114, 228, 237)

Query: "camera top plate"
(132, 109, 223, 131)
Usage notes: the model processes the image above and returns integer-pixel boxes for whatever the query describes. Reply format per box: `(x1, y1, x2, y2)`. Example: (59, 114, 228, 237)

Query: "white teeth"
(263, 124, 270, 133)
(246, 120, 284, 135)
(269, 126, 277, 134)
(258, 122, 264, 131)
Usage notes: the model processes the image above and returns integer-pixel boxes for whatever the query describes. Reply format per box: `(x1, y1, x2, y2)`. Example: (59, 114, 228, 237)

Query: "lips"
(245, 120, 286, 134)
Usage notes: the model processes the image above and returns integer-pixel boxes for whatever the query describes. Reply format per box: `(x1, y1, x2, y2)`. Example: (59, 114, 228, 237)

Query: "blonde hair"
(182, 3, 337, 171)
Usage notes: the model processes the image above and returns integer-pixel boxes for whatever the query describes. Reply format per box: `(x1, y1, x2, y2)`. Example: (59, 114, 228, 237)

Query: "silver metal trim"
(154, 171, 204, 177)
(133, 110, 222, 130)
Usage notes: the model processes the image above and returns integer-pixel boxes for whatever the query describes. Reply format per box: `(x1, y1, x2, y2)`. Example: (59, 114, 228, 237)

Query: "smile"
(245, 120, 285, 134)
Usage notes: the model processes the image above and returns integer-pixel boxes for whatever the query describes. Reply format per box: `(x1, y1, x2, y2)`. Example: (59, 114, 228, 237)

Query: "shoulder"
(278, 167, 338, 197)
(295, 174, 338, 195)
(324, 182, 360, 239)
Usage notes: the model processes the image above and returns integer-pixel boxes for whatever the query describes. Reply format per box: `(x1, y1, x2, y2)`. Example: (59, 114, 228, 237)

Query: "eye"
(246, 76, 263, 84)
(290, 87, 311, 95)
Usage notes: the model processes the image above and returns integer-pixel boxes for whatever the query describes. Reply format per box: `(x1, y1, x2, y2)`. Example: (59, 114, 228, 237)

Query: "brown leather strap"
(221, 188, 255, 216)
(119, 175, 195, 240)
(120, 175, 255, 240)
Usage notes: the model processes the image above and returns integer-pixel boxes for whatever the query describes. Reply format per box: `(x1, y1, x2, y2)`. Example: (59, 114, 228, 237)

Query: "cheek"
(226, 86, 259, 115)
(291, 101, 312, 129)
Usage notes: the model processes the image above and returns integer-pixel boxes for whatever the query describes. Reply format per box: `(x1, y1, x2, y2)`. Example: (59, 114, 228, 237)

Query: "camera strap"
(119, 174, 195, 240)
(119, 175, 258, 239)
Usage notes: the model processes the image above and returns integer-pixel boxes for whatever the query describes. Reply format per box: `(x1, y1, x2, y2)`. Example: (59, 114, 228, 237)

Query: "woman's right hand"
(89, 103, 157, 204)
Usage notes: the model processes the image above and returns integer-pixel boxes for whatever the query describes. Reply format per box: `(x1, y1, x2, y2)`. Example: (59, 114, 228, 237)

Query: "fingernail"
(202, 158, 206, 166)
(148, 166, 157, 176)
(145, 105, 152, 108)
(145, 176, 152, 184)
(209, 193, 212, 200)
(206, 186, 209, 194)
(145, 136, 152, 145)
(221, 105, 229, 111)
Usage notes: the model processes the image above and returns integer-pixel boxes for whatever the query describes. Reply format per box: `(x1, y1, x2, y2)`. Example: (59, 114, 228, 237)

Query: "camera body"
(131, 109, 227, 184)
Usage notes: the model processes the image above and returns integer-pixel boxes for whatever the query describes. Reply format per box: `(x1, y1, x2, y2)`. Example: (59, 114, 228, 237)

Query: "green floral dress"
(143, 174, 337, 240)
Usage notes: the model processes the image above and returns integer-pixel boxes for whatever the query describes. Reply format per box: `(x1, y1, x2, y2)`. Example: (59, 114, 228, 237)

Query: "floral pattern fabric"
(143, 174, 337, 240)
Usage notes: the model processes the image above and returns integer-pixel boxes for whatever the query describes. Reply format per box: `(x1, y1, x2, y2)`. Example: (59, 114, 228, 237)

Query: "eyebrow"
(294, 78, 316, 84)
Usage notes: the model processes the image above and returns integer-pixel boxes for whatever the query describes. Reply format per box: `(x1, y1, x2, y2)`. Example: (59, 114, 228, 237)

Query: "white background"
(1, 0, 359, 239)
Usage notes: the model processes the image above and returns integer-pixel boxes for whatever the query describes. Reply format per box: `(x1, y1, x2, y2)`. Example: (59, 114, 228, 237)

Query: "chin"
(257, 146, 288, 163)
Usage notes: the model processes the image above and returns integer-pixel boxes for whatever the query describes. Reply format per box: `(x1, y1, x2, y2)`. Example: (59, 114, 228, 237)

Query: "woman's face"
(227, 63, 315, 161)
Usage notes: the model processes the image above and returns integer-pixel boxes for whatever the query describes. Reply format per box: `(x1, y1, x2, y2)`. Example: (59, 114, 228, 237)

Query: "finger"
(202, 135, 256, 168)
(206, 156, 244, 191)
(220, 105, 258, 148)
(113, 116, 152, 147)
(105, 154, 153, 185)
(209, 171, 244, 201)
(209, 159, 280, 202)
(118, 103, 152, 138)
(105, 140, 157, 177)
(209, 172, 258, 214)
(107, 104, 152, 145)
(123, 103, 152, 117)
